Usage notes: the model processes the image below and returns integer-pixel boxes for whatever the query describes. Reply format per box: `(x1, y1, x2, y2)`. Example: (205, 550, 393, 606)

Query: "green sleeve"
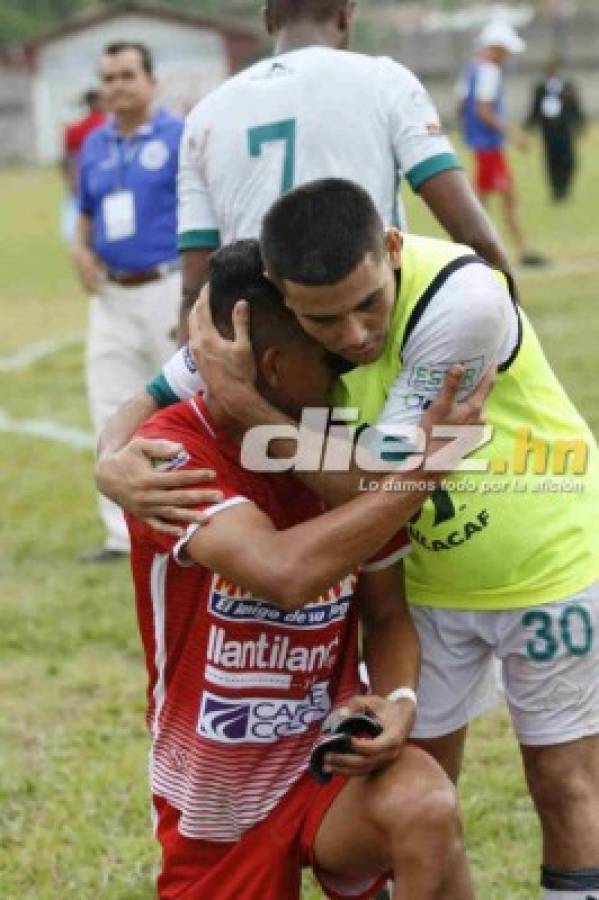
(177, 229, 221, 251)
(406, 152, 462, 192)
(146, 372, 180, 408)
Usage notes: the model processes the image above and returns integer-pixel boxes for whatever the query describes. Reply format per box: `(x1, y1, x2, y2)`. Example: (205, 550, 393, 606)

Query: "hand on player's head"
(188, 241, 341, 418)
(190, 287, 257, 392)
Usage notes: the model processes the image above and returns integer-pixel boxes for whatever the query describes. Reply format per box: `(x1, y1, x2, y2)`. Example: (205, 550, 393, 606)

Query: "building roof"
(25, 1, 261, 47)
(0, 2, 264, 72)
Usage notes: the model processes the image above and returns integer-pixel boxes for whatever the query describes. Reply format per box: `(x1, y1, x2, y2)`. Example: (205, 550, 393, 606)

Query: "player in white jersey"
(179, 46, 454, 248)
(177, 0, 510, 326)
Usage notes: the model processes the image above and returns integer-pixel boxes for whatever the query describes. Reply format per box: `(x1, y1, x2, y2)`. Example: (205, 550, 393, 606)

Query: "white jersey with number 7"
(177, 45, 459, 251)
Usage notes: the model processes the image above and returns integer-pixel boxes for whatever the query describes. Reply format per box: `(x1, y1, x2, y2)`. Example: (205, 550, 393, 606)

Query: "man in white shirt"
(178, 0, 510, 330)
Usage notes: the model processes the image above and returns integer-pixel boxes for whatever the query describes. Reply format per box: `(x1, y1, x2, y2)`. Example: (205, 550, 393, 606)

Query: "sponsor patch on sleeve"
(408, 357, 485, 395)
(152, 449, 191, 472)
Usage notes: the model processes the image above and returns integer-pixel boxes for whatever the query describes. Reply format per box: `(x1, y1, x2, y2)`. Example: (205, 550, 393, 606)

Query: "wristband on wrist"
(386, 686, 418, 707)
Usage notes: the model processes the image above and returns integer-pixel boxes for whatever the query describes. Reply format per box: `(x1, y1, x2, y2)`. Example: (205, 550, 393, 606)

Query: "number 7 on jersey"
(247, 119, 297, 193)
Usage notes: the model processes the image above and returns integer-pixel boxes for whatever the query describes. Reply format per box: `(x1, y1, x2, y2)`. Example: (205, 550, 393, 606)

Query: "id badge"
(102, 190, 136, 241)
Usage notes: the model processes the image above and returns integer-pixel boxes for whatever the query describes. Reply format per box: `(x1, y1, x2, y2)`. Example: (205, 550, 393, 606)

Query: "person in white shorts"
(411, 586, 599, 750)
(176, 179, 599, 900)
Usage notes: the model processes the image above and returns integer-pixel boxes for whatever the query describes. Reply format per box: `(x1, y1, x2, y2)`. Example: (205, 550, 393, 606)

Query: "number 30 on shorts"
(522, 603, 594, 662)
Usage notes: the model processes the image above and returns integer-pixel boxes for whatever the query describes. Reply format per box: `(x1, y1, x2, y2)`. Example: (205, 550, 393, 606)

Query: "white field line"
(0, 335, 83, 371)
(0, 335, 92, 450)
(0, 408, 94, 450)
(0, 335, 93, 449)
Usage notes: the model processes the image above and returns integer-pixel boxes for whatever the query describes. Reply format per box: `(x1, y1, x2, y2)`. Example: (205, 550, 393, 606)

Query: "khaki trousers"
(86, 271, 180, 550)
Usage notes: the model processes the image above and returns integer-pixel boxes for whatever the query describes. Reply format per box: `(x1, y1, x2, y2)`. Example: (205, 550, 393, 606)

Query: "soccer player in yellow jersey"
(98, 180, 599, 899)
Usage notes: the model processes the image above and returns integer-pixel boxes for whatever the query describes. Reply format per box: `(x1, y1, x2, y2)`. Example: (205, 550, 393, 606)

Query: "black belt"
(107, 262, 180, 287)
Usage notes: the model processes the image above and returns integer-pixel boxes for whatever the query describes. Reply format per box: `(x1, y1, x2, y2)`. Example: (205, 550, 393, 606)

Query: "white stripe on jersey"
(172, 497, 250, 567)
(205, 664, 292, 691)
(190, 397, 216, 437)
(150, 553, 169, 740)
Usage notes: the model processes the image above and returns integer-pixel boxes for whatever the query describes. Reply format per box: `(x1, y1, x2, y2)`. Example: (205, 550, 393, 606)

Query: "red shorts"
(154, 773, 388, 900)
(475, 148, 513, 194)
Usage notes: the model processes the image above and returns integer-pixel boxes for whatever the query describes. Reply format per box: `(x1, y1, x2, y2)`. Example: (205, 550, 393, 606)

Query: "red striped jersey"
(126, 397, 409, 841)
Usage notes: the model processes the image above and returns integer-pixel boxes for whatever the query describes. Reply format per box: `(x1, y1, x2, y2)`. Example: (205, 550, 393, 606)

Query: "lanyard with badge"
(101, 135, 138, 242)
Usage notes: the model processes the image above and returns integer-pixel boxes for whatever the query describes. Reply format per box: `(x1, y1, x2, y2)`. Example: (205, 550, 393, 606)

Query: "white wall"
(0, 71, 35, 163)
(33, 14, 228, 162)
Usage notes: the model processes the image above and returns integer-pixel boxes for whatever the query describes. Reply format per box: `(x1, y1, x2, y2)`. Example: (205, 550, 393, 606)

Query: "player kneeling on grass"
(126, 241, 488, 900)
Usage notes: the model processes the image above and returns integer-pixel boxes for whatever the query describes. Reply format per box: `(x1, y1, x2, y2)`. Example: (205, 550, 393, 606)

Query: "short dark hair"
(103, 42, 153, 77)
(208, 240, 307, 355)
(83, 89, 101, 108)
(260, 178, 385, 286)
(265, 0, 347, 27)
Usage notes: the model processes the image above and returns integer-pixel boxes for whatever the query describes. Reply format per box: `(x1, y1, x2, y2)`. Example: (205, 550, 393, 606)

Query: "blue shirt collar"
(104, 108, 167, 140)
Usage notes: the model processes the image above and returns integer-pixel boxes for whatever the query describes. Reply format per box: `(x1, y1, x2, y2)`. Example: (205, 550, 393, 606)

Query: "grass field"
(1, 129, 598, 899)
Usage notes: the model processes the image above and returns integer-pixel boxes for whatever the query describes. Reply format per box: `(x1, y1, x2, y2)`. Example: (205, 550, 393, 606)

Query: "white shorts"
(409, 580, 599, 746)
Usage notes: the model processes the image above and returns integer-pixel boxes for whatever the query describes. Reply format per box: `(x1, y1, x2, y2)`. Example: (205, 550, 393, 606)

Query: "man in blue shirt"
(72, 41, 183, 562)
(458, 21, 546, 267)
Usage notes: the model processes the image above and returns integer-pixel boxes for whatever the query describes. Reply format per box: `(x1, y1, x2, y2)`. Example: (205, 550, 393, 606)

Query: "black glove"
(309, 710, 382, 784)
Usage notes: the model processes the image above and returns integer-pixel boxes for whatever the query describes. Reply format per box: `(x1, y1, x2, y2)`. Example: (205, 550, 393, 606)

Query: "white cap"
(478, 20, 526, 54)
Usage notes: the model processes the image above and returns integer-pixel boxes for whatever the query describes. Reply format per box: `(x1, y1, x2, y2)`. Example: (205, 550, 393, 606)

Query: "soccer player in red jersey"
(125, 241, 489, 899)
